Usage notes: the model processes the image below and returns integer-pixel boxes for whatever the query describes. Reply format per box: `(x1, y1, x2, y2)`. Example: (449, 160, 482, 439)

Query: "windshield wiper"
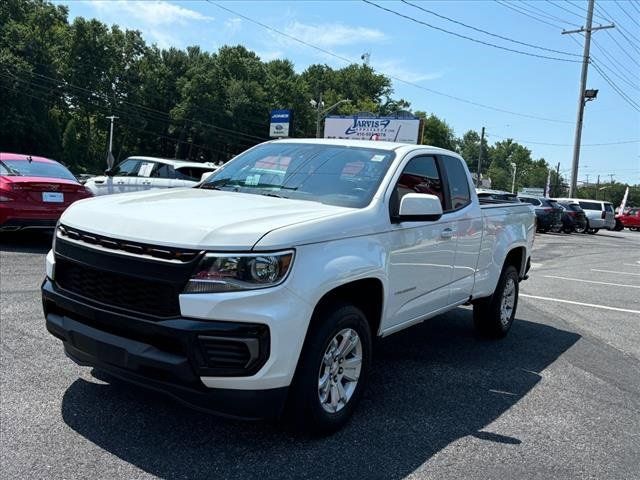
(259, 191, 287, 198)
(0, 160, 20, 176)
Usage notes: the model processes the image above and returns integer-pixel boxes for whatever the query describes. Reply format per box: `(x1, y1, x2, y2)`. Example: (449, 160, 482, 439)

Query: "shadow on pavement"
(0, 231, 52, 254)
(61, 308, 579, 480)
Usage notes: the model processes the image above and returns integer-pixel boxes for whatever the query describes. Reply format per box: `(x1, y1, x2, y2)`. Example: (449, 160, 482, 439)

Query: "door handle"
(116, 181, 125, 185)
(441, 228, 455, 239)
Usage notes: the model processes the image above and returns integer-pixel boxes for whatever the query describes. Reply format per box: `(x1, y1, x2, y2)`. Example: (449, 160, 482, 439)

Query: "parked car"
(616, 208, 640, 231)
(43, 139, 535, 433)
(556, 201, 588, 233)
(84, 156, 218, 196)
(0, 152, 92, 231)
(476, 188, 521, 203)
(517, 195, 563, 233)
(554, 198, 615, 234)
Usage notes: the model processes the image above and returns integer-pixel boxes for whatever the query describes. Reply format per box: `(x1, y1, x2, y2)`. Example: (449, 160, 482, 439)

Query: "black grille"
(198, 336, 252, 368)
(55, 257, 181, 318)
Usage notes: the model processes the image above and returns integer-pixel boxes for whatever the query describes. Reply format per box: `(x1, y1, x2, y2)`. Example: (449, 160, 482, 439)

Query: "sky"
(59, 0, 639, 185)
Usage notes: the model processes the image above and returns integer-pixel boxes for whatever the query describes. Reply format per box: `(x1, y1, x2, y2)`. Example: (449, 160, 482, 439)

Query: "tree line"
(1, 0, 636, 206)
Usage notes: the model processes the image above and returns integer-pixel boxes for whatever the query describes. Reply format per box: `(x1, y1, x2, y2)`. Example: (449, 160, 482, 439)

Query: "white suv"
(554, 197, 615, 233)
(84, 156, 218, 196)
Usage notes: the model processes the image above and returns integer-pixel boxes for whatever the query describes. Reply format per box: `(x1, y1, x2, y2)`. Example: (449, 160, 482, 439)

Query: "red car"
(616, 208, 640, 231)
(0, 153, 92, 231)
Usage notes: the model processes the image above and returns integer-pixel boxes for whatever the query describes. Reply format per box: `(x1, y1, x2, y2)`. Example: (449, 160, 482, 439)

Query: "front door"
(384, 155, 457, 332)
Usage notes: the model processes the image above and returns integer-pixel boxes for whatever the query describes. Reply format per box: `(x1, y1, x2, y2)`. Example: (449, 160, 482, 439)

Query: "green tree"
(415, 112, 457, 151)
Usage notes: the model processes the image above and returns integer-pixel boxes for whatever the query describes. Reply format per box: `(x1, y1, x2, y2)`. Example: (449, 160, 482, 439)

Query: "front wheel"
(285, 302, 372, 434)
(473, 265, 519, 338)
(587, 228, 599, 234)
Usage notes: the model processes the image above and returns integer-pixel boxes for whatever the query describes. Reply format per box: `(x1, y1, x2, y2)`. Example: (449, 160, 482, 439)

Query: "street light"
(311, 94, 351, 138)
(510, 162, 517, 193)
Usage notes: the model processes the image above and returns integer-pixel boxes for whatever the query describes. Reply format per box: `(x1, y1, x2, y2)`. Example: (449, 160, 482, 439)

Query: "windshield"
(200, 143, 396, 208)
(0, 159, 76, 181)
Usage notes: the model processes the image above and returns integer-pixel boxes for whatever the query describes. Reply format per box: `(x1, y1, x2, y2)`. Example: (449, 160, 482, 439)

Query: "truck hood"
(60, 188, 351, 250)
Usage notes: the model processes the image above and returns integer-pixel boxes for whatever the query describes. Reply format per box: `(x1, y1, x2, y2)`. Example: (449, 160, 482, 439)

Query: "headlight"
(183, 250, 294, 293)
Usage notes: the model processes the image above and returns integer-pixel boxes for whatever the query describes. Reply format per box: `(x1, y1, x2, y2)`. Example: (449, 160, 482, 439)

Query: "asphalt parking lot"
(1, 230, 639, 480)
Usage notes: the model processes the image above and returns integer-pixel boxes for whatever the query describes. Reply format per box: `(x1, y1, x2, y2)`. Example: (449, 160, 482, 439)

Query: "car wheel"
(473, 265, 519, 338)
(285, 302, 372, 434)
(630, 227, 638, 231)
(574, 223, 587, 234)
(614, 219, 624, 231)
(563, 227, 573, 234)
(587, 228, 599, 234)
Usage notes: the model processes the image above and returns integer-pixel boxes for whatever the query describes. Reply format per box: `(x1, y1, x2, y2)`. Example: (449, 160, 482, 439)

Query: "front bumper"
(42, 279, 288, 419)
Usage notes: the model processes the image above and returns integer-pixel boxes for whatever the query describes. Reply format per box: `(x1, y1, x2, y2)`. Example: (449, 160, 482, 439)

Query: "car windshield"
(0, 159, 76, 181)
(200, 143, 396, 208)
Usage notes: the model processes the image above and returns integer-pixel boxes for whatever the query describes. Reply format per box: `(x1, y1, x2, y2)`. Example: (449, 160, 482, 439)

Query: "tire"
(614, 219, 624, 231)
(574, 223, 587, 234)
(587, 228, 599, 234)
(563, 228, 573, 234)
(473, 265, 519, 338)
(285, 302, 372, 434)
(550, 225, 562, 233)
(630, 227, 638, 232)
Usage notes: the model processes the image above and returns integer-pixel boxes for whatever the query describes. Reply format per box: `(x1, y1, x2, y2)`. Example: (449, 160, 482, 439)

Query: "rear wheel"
(574, 222, 587, 234)
(285, 302, 372, 434)
(473, 265, 519, 338)
(587, 228, 599, 234)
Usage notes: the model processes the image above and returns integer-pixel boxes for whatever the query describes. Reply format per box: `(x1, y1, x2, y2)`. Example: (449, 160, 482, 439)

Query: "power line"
(591, 60, 640, 112)
(3, 68, 269, 143)
(486, 132, 639, 147)
(363, 0, 582, 62)
(209, 1, 573, 124)
(546, 0, 589, 21)
(495, 0, 566, 29)
(566, 0, 610, 23)
(520, 1, 581, 27)
(614, 0, 640, 29)
(591, 39, 640, 91)
(401, 0, 580, 57)
(603, 29, 640, 67)
(630, 0, 640, 15)
(596, 3, 640, 53)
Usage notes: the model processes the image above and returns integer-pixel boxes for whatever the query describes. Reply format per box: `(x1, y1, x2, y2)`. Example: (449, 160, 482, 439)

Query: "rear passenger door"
(143, 163, 174, 190)
(440, 155, 483, 304)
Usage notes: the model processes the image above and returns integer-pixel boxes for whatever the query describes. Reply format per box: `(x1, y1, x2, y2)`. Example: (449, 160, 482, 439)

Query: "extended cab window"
(442, 156, 470, 210)
(391, 156, 444, 216)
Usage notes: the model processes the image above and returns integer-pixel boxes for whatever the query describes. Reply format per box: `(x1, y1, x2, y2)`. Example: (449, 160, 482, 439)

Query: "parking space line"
(521, 294, 640, 315)
(591, 269, 640, 277)
(543, 275, 640, 289)
(623, 263, 640, 267)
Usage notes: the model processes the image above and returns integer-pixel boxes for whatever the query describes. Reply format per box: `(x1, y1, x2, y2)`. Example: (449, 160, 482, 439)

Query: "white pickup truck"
(43, 139, 535, 433)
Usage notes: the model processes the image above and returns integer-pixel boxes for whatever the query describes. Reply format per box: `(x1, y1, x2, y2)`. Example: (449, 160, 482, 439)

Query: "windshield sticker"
(370, 154, 386, 162)
(244, 174, 260, 186)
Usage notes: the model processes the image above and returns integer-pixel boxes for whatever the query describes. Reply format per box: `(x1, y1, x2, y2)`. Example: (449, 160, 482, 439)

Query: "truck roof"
(269, 138, 461, 158)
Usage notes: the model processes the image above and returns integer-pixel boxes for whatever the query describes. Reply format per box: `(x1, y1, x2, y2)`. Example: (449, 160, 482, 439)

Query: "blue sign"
(270, 109, 291, 137)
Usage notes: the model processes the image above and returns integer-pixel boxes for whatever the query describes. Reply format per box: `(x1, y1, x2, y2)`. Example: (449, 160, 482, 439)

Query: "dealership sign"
(269, 109, 291, 138)
(324, 116, 421, 144)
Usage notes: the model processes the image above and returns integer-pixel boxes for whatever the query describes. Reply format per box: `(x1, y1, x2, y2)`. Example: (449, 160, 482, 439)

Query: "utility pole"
(563, 0, 615, 197)
(315, 92, 323, 139)
(476, 126, 485, 187)
(105, 115, 119, 169)
(555, 162, 561, 197)
(312, 94, 351, 139)
(596, 174, 600, 199)
(609, 173, 615, 184)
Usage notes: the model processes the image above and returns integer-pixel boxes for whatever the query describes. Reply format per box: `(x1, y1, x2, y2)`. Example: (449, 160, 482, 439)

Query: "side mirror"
(394, 193, 443, 222)
(200, 171, 215, 182)
(104, 168, 115, 177)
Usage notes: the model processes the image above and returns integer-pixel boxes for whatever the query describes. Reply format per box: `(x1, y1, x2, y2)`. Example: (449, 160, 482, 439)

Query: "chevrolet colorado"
(43, 139, 535, 433)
